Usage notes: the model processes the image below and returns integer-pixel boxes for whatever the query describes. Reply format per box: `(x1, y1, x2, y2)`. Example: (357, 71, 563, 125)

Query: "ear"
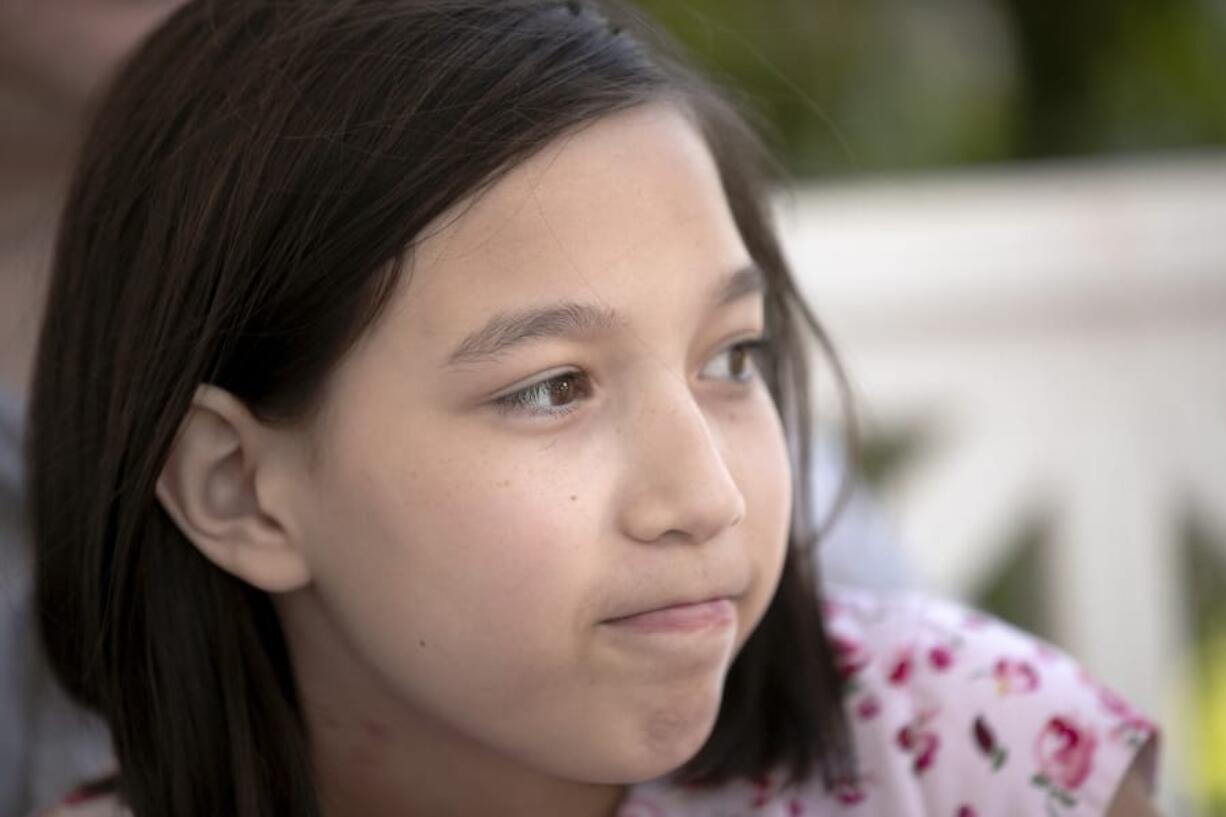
(156, 384, 311, 593)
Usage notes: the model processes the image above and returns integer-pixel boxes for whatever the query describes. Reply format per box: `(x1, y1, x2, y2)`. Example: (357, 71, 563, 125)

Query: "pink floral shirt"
(41, 588, 1158, 817)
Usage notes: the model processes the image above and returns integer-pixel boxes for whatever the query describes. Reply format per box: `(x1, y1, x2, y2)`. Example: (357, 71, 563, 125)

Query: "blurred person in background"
(0, 1, 183, 812)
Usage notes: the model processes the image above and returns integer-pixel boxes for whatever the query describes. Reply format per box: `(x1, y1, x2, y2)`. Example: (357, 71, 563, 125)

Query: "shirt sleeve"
(823, 587, 1161, 816)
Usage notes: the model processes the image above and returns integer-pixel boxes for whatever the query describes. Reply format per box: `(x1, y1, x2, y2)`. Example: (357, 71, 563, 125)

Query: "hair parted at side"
(28, 1, 857, 814)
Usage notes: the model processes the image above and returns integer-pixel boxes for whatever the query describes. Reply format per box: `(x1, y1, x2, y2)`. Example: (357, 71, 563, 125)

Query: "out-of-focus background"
(635, 1, 1226, 815)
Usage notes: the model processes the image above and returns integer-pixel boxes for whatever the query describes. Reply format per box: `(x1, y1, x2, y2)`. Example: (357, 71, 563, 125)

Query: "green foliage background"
(634, 0, 1226, 177)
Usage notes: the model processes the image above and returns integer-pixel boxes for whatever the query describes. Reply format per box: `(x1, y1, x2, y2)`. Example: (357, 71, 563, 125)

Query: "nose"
(616, 379, 747, 545)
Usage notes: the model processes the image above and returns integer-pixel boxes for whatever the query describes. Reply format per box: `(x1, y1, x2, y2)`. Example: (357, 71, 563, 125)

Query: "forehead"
(387, 103, 751, 351)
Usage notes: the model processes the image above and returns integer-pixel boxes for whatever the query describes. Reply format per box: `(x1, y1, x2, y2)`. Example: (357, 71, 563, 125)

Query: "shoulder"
(623, 587, 1160, 816)
(824, 586, 1160, 815)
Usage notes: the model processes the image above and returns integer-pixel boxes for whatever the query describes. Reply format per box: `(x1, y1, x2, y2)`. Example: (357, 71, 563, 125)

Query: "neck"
(311, 718, 629, 817)
(279, 591, 631, 817)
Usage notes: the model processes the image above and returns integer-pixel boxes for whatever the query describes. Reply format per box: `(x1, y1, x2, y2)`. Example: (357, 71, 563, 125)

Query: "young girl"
(28, 1, 1159, 815)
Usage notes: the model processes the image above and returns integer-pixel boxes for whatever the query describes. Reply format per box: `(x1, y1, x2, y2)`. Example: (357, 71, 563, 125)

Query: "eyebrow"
(444, 263, 766, 368)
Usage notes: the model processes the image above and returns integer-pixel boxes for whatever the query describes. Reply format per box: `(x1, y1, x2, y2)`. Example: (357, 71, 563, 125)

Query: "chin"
(596, 691, 724, 784)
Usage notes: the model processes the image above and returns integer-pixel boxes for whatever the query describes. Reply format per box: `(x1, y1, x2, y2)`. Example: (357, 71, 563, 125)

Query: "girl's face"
(275, 103, 792, 798)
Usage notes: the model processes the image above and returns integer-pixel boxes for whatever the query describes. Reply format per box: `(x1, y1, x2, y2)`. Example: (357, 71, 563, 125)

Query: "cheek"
(410, 456, 596, 644)
(724, 394, 793, 636)
(741, 399, 792, 523)
(300, 421, 603, 691)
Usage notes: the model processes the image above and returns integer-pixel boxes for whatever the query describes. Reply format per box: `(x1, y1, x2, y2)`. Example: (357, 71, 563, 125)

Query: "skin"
(159, 103, 793, 817)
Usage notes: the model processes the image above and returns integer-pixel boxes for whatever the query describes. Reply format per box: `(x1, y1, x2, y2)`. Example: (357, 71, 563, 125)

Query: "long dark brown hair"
(28, 1, 857, 814)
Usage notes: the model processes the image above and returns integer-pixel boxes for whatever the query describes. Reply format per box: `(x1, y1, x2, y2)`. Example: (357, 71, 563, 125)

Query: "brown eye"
(728, 346, 749, 380)
(700, 338, 772, 385)
(546, 374, 579, 406)
(494, 371, 593, 417)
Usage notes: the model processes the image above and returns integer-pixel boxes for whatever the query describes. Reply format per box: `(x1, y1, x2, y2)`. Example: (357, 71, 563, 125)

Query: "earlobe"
(156, 384, 312, 593)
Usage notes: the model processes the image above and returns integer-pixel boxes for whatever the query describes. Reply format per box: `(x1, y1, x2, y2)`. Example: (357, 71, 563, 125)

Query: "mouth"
(601, 596, 738, 635)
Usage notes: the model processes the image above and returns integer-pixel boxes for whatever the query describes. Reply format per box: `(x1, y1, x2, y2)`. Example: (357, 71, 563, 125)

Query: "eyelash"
(491, 337, 775, 419)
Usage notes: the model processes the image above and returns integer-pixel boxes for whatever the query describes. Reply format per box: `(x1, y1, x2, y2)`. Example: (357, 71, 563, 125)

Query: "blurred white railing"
(779, 155, 1226, 816)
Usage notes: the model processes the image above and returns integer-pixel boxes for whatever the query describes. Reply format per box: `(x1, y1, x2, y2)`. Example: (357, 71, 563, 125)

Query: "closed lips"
(603, 592, 740, 622)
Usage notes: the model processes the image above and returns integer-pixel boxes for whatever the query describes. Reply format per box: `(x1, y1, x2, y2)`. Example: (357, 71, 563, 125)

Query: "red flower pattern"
(897, 712, 942, 775)
(829, 632, 871, 680)
(1034, 715, 1098, 792)
(992, 657, 1040, 695)
(887, 646, 915, 685)
(929, 643, 955, 671)
(972, 714, 1009, 770)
